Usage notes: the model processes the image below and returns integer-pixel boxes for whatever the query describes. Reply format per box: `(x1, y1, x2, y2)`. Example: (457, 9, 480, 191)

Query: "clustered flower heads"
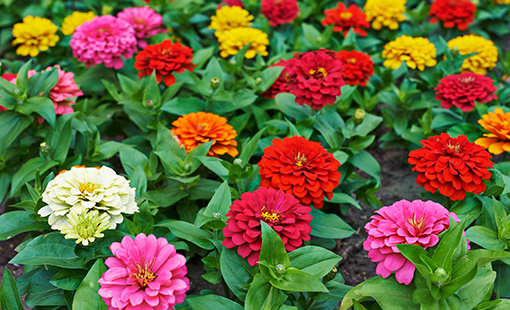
(435, 73, 498, 112)
(258, 136, 341, 209)
(118, 6, 165, 48)
(475, 108, 510, 155)
(98, 233, 190, 310)
(429, 0, 476, 31)
(383, 35, 437, 71)
(39, 166, 139, 244)
(208, 5, 253, 37)
(12, 16, 59, 57)
(261, 59, 294, 99)
(364, 0, 406, 30)
(364, 199, 461, 285)
(321, 3, 370, 37)
(61, 11, 96, 36)
(217, 27, 269, 59)
(409, 133, 493, 201)
(448, 35, 499, 75)
(70, 15, 138, 70)
(261, 0, 299, 27)
(222, 187, 312, 266)
(335, 50, 374, 87)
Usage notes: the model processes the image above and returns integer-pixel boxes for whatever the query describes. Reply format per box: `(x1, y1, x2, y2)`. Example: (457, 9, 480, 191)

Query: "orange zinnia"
(475, 108, 510, 155)
(171, 112, 238, 157)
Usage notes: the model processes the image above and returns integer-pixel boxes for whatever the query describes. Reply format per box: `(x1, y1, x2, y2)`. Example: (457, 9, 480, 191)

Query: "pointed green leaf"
(72, 259, 108, 310)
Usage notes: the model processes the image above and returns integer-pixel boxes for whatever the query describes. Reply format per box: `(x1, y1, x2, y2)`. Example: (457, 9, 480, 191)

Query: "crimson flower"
(321, 3, 370, 37)
(335, 50, 374, 87)
(429, 0, 476, 31)
(261, 59, 294, 99)
(261, 0, 299, 27)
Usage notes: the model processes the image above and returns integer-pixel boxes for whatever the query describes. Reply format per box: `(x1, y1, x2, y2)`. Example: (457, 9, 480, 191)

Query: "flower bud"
(13, 88, 20, 95)
(255, 77, 262, 85)
(38, 91, 45, 97)
(354, 109, 365, 125)
(434, 267, 449, 283)
(211, 77, 220, 90)
(212, 212, 221, 219)
(323, 266, 338, 283)
(234, 158, 242, 165)
(451, 46, 460, 55)
(40, 142, 50, 155)
(101, 5, 113, 15)
(275, 264, 285, 276)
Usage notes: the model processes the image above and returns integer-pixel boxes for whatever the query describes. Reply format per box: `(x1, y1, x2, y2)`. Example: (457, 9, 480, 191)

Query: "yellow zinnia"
(447, 35, 499, 75)
(209, 6, 253, 37)
(364, 0, 406, 30)
(494, 0, 510, 4)
(61, 11, 96, 36)
(382, 35, 437, 71)
(12, 16, 59, 57)
(217, 27, 269, 59)
(475, 108, 510, 155)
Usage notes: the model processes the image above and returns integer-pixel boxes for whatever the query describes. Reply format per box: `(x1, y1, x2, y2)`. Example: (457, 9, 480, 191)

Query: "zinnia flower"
(118, 6, 165, 48)
(261, 0, 299, 27)
(258, 136, 341, 209)
(364, 0, 406, 30)
(134, 39, 195, 86)
(218, 0, 244, 9)
(61, 11, 96, 36)
(58, 209, 110, 246)
(261, 59, 294, 99)
(447, 35, 499, 75)
(475, 108, 510, 155)
(429, 0, 476, 31)
(494, 0, 510, 4)
(70, 15, 138, 70)
(171, 112, 238, 157)
(435, 73, 498, 112)
(409, 133, 493, 201)
(383, 35, 437, 71)
(98, 233, 190, 310)
(208, 6, 253, 37)
(39, 166, 139, 230)
(12, 16, 59, 57)
(222, 187, 312, 266)
(286, 49, 345, 110)
(364, 199, 461, 285)
(217, 27, 269, 59)
(321, 3, 370, 37)
(335, 50, 374, 87)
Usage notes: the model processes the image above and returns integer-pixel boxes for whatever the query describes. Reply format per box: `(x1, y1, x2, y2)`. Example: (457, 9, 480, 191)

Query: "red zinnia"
(335, 50, 374, 87)
(134, 39, 196, 87)
(222, 187, 312, 266)
(258, 136, 341, 209)
(321, 3, 370, 37)
(287, 49, 345, 110)
(261, 0, 299, 27)
(409, 133, 493, 201)
(435, 72, 498, 112)
(261, 59, 294, 99)
(429, 0, 476, 31)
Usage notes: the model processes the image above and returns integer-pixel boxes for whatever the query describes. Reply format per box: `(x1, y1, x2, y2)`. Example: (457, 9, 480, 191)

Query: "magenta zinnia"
(98, 233, 189, 310)
(222, 187, 312, 266)
(118, 6, 165, 48)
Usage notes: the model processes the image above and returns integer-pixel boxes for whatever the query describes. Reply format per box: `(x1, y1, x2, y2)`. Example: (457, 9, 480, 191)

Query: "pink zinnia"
(261, 0, 299, 27)
(363, 200, 461, 285)
(261, 59, 294, 99)
(70, 15, 138, 70)
(118, 7, 165, 49)
(98, 233, 190, 310)
(217, 0, 244, 9)
(222, 187, 312, 266)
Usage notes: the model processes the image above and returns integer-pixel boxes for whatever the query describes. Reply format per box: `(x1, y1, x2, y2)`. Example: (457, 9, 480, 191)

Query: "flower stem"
(503, 152, 508, 162)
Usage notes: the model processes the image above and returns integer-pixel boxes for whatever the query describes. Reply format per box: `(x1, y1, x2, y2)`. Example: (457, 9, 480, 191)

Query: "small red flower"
(409, 133, 493, 201)
(321, 3, 370, 37)
(435, 73, 498, 112)
(287, 49, 345, 110)
(134, 39, 196, 86)
(261, 0, 299, 27)
(258, 136, 341, 209)
(429, 0, 476, 31)
(335, 50, 374, 87)
(222, 187, 312, 266)
(261, 59, 294, 99)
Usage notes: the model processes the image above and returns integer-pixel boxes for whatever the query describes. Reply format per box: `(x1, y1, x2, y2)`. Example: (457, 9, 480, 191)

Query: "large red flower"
(134, 39, 196, 86)
(261, 0, 299, 27)
(261, 59, 294, 99)
(335, 50, 374, 87)
(287, 49, 345, 110)
(222, 187, 312, 266)
(435, 72, 498, 112)
(409, 133, 493, 201)
(321, 3, 370, 37)
(258, 136, 341, 209)
(429, 0, 476, 31)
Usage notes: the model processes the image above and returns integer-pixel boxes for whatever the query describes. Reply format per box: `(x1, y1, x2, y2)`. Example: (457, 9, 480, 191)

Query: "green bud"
(211, 77, 220, 90)
(234, 158, 242, 165)
(323, 266, 338, 283)
(255, 77, 262, 85)
(40, 142, 50, 155)
(451, 46, 460, 55)
(275, 264, 285, 276)
(354, 109, 365, 125)
(101, 5, 113, 15)
(434, 267, 449, 284)
(212, 212, 221, 219)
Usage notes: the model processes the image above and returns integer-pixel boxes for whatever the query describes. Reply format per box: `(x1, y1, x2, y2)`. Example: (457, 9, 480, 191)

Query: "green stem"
(304, 298, 315, 310)
(503, 152, 508, 162)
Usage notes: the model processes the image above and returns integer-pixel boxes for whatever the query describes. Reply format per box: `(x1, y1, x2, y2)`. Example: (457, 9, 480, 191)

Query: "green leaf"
(0, 111, 33, 155)
(270, 268, 328, 292)
(17, 97, 56, 126)
(192, 46, 215, 69)
(492, 197, 508, 240)
(457, 267, 496, 310)
(239, 127, 266, 166)
(260, 221, 290, 269)
(143, 72, 161, 108)
(143, 181, 189, 207)
(309, 208, 355, 239)
(47, 113, 74, 164)
(245, 273, 287, 310)
(25, 268, 66, 308)
(275, 93, 312, 121)
(0, 268, 25, 310)
(72, 259, 108, 310)
(50, 269, 87, 291)
(10, 157, 58, 195)
(202, 180, 232, 220)
(220, 248, 253, 301)
(197, 156, 229, 180)
(258, 66, 284, 93)
(348, 150, 381, 186)
(352, 114, 383, 137)
(119, 145, 148, 176)
(431, 111, 463, 129)
(288, 246, 341, 278)
(0, 211, 48, 241)
(161, 97, 206, 115)
(156, 220, 214, 250)
(184, 141, 212, 174)
(15, 59, 32, 94)
(117, 74, 141, 97)
(330, 192, 361, 210)
(466, 226, 506, 251)
(432, 219, 467, 273)
(187, 294, 243, 310)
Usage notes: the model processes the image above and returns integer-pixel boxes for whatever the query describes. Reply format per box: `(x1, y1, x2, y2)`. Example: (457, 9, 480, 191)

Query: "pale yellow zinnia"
(364, 0, 407, 30)
(382, 35, 437, 71)
(447, 35, 499, 75)
(209, 6, 253, 37)
(59, 209, 110, 246)
(217, 27, 269, 59)
(61, 11, 96, 36)
(12, 16, 59, 57)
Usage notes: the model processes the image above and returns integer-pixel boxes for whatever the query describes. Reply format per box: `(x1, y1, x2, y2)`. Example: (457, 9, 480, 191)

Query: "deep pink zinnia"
(287, 49, 345, 110)
(222, 187, 312, 266)
(118, 6, 165, 49)
(217, 0, 244, 9)
(435, 72, 498, 112)
(261, 59, 294, 99)
(70, 15, 138, 70)
(363, 200, 463, 285)
(98, 233, 189, 310)
(261, 0, 299, 27)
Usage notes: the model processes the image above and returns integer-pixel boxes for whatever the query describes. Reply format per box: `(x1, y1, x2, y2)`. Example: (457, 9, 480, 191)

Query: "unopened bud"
(101, 5, 113, 15)
(146, 100, 153, 106)
(212, 212, 221, 218)
(323, 266, 338, 283)
(230, 59, 236, 65)
(211, 77, 220, 90)
(13, 88, 20, 95)
(469, 0, 479, 5)
(17, 99, 23, 104)
(451, 46, 460, 55)
(354, 109, 365, 125)
(38, 91, 45, 97)
(275, 264, 285, 276)
(234, 158, 242, 165)
(40, 142, 50, 155)
(434, 268, 448, 283)
(255, 77, 262, 85)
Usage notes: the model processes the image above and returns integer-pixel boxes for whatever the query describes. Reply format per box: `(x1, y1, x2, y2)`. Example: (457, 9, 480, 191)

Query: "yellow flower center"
(295, 152, 307, 167)
(79, 182, 99, 194)
(407, 216, 425, 229)
(134, 17, 146, 25)
(130, 263, 156, 288)
(446, 143, 461, 152)
(309, 67, 328, 78)
(196, 122, 211, 132)
(261, 207, 280, 222)
(340, 12, 352, 19)
(347, 58, 356, 63)
(458, 76, 475, 84)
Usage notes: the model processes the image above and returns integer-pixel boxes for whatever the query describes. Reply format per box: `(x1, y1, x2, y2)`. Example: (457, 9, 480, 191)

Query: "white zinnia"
(39, 166, 138, 229)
